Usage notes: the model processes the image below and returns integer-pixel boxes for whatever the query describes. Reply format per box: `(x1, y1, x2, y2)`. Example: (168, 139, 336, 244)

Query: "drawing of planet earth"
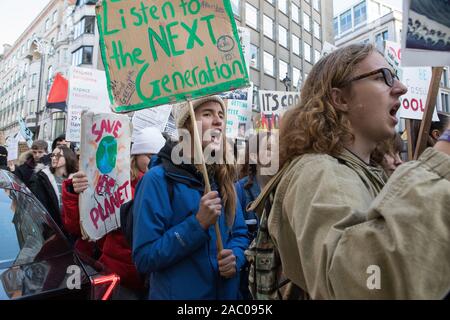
(96, 136, 117, 174)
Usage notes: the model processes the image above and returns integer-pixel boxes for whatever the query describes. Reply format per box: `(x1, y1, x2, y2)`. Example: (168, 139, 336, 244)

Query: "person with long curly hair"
(132, 96, 249, 299)
(267, 43, 450, 299)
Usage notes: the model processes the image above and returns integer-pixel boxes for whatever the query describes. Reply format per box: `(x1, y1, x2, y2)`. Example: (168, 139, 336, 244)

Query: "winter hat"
(131, 127, 166, 155)
(175, 95, 226, 129)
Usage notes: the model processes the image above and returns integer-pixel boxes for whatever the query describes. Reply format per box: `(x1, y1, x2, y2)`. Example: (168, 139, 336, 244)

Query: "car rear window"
(0, 187, 71, 269)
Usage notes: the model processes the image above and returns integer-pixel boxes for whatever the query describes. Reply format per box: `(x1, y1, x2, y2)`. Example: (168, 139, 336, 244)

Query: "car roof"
(0, 170, 34, 196)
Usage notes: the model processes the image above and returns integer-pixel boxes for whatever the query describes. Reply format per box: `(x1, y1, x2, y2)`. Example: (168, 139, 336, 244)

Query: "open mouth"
(390, 102, 400, 117)
(209, 129, 222, 143)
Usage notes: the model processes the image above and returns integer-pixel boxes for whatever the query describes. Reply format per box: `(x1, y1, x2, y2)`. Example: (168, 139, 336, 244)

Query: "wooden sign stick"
(405, 119, 414, 161)
(188, 100, 224, 252)
(413, 67, 444, 160)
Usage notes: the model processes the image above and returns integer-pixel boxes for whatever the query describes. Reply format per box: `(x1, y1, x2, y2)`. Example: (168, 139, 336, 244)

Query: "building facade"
(0, 0, 334, 144)
(333, 0, 450, 115)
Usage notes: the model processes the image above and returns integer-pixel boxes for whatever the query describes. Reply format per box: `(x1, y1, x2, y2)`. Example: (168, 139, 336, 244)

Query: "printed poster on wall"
(79, 112, 132, 241)
(96, 0, 249, 112)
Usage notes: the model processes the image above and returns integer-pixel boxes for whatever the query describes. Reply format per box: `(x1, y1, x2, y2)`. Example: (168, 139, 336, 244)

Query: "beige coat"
(269, 148, 450, 299)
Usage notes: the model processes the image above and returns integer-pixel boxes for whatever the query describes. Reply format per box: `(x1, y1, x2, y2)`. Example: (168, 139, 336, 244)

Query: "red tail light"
(90, 274, 120, 300)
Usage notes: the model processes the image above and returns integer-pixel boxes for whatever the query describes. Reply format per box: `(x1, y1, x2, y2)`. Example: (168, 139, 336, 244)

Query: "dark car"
(0, 170, 119, 300)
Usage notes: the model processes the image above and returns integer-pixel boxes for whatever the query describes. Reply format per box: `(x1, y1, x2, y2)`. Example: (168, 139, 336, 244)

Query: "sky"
(0, 0, 51, 54)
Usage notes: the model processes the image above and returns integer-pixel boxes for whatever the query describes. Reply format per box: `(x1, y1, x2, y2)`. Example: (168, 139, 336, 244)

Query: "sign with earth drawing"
(79, 112, 132, 241)
(96, 0, 250, 112)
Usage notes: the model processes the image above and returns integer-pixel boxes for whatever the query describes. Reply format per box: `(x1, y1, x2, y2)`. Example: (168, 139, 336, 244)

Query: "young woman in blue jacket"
(132, 95, 249, 300)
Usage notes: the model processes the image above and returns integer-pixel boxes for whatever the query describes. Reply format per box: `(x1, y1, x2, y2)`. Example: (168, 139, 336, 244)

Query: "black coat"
(29, 165, 63, 229)
(14, 159, 36, 190)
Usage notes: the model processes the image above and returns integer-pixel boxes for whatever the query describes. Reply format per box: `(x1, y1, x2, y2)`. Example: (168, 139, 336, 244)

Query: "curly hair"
(279, 43, 377, 167)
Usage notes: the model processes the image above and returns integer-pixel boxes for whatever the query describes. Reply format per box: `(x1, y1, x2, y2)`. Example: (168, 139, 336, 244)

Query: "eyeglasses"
(50, 153, 64, 159)
(344, 68, 399, 88)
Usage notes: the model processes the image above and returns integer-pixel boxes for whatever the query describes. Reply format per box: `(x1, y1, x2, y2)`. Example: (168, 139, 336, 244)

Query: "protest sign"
(79, 112, 132, 241)
(131, 104, 172, 141)
(384, 41, 439, 121)
(225, 99, 253, 139)
(238, 26, 251, 74)
(258, 90, 300, 130)
(401, 0, 450, 67)
(6, 134, 19, 161)
(66, 66, 111, 142)
(96, 0, 249, 112)
(18, 117, 34, 148)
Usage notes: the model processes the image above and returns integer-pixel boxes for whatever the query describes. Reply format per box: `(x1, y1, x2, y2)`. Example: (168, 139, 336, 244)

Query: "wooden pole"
(413, 67, 444, 160)
(188, 100, 224, 252)
(405, 119, 414, 161)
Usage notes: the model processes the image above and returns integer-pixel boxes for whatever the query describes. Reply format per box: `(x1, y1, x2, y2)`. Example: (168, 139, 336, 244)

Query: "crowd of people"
(1, 43, 450, 300)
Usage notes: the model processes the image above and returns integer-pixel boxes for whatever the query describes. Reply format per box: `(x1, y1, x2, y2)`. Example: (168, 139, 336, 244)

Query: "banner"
(258, 90, 300, 130)
(401, 0, 450, 67)
(79, 112, 132, 241)
(96, 0, 249, 112)
(225, 99, 253, 139)
(385, 41, 439, 121)
(238, 26, 251, 74)
(131, 104, 172, 142)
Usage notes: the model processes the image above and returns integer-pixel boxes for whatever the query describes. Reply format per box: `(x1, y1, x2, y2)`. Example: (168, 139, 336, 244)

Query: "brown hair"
(130, 155, 141, 182)
(371, 133, 403, 166)
(50, 145, 78, 176)
(279, 43, 377, 167)
(184, 110, 237, 228)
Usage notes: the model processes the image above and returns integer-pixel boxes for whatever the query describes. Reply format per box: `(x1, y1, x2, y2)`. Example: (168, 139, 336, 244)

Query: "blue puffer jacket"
(132, 142, 249, 300)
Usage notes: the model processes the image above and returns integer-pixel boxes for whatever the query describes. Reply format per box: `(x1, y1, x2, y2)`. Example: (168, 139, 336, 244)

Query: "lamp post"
(282, 72, 291, 92)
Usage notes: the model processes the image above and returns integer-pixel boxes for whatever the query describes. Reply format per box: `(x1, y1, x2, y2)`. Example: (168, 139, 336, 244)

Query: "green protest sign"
(96, 0, 250, 113)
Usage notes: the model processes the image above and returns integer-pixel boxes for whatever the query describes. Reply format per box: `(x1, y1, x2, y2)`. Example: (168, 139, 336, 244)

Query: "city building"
(333, 0, 450, 115)
(0, 0, 334, 143)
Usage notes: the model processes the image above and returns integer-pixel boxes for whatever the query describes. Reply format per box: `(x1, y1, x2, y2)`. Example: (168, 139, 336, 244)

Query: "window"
(266, 0, 274, 4)
(313, 0, 320, 11)
(30, 74, 37, 89)
(441, 68, 449, 87)
(250, 44, 259, 69)
(375, 30, 389, 48)
(45, 18, 51, 31)
(245, 4, 258, 30)
(354, 2, 367, 26)
(292, 34, 300, 55)
(230, 0, 240, 17)
(303, 12, 311, 32)
(63, 48, 69, 63)
(315, 50, 321, 63)
(72, 46, 94, 66)
(293, 67, 301, 88)
(263, 51, 274, 76)
(52, 11, 58, 24)
(340, 9, 352, 33)
(30, 100, 36, 114)
(279, 60, 288, 81)
(263, 15, 274, 39)
(74, 16, 96, 39)
(441, 93, 449, 112)
(279, 25, 288, 48)
(313, 21, 321, 39)
(292, 4, 299, 24)
(304, 43, 311, 62)
(279, 0, 287, 15)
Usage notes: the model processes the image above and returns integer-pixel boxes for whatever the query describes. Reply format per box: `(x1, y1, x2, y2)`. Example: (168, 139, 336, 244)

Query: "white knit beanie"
(131, 127, 166, 155)
(175, 95, 226, 129)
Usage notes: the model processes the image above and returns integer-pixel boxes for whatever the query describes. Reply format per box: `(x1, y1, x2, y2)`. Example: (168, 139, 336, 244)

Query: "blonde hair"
(130, 155, 140, 182)
(280, 43, 377, 167)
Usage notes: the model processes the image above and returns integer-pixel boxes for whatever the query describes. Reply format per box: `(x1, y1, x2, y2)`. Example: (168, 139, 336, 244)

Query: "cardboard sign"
(385, 41, 439, 121)
(96, 0, 249, 112)
(401, 0, 450, 67)
(225, 99, 253, 139)
(66, 67, 111, 142)
(258, 90, 300, 130)
(79, 112, 132, 241)
(18, 117, 33, 148)
(6, 134, 19, 162)
(131, 104, 172, 142)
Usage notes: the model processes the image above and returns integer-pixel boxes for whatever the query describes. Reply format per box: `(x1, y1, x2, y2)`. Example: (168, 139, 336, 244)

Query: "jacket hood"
(34, 163, 47, 174)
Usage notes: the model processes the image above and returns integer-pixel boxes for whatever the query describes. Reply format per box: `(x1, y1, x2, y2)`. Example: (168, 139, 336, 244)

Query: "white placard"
(66, 67, 111, 142)
(225, 99, 253, 139)
(258, 90, 300, 130)
(131, 105, 172, 142)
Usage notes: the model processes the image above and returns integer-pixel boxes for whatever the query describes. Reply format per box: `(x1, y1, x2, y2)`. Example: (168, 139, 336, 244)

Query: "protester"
(371, 133, 404, 176)
(61, 127, 166, 299)
(29, 145, 78, 230)
(132, 95, 249, 299)
(430, 112, 450, 144)
(13, 140, 48, 189)
(0, 146, 9, 171)
(264, 43, 450, 299)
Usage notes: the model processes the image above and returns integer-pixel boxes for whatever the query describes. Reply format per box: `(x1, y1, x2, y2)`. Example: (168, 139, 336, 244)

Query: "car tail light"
(90, 274, 120, 300)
